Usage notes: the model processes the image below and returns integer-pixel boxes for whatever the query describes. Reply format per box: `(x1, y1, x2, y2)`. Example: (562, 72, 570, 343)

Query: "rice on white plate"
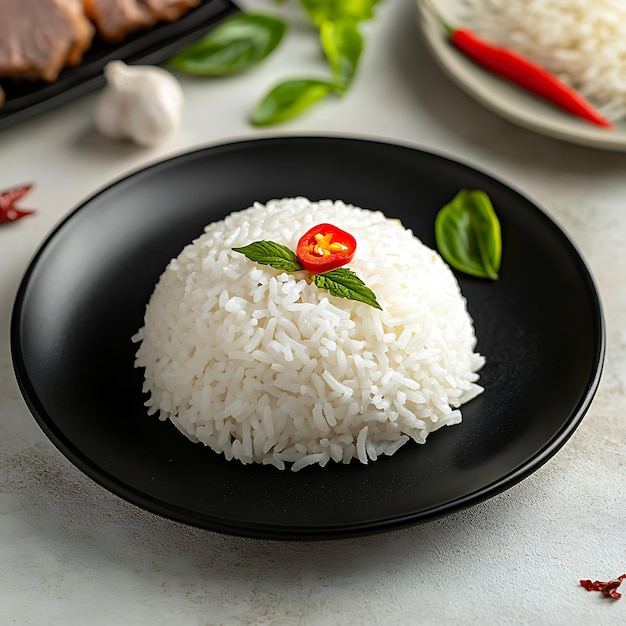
(133, 197, 485, 471)
(461, 0, 626, 122)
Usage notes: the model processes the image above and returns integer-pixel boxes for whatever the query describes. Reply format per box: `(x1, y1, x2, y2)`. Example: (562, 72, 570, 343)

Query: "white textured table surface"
(1, 1, 625, 624)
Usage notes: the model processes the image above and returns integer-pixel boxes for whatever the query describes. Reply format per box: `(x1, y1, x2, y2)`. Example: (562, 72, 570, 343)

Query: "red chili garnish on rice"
(580, 574, 626, 599)
(425, 4, 614, 128)
(296, 223, 357, 273)
(0, 184, 35, 224)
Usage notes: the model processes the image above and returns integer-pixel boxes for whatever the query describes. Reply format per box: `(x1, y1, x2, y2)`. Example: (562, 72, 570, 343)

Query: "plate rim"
(10, 134, 606, 540)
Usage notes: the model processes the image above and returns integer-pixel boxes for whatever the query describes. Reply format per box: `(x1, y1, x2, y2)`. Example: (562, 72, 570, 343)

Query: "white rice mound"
(461, 0, 626, 121)
(133, 198, 485, 471)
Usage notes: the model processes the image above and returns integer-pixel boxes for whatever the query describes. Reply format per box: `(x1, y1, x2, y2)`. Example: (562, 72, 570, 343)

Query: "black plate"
(11, 136, 604, 540)
(0, 0, 239, 130)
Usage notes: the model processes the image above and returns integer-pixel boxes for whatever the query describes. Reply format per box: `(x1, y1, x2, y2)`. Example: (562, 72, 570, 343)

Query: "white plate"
(416, 0, 626, 151)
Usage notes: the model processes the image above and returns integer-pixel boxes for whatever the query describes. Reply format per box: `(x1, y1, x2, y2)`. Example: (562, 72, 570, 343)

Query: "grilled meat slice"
(83, 0, 155, 43)
(141, 0, 201, 21)
(0, 0, 94, 82)
(85, 0, 201, 43)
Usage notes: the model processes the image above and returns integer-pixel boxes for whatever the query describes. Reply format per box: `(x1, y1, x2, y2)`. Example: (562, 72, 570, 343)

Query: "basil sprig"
(250, 79, 336, 127)
(168, 2, 380, 125)
(320, 19, 364, 90)
(232, 241, 302, 271)
(435, 190, 502, 280)
(251, 18, 364, 126)
(311, 268, 381, 309)
(251, 1, 377, 125)
(232, 240, 381, 309)
(168, 13, 286, 75)
(300, 0, 378, 24)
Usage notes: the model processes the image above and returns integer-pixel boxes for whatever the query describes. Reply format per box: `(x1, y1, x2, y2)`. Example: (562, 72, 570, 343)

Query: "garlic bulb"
(95, 60, 184, 146)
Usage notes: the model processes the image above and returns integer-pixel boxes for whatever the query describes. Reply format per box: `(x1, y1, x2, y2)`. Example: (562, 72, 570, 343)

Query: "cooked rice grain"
(133, 198, 484, 470)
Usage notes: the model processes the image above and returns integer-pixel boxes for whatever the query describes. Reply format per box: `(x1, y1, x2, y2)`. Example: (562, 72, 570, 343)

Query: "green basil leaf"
(320, 19, 363, 88)
(232, 241, 303, 272)
(311, 268, 382, 309)
(300, 0, 379, 25)
(250, 78, 337, 126)
(168, 13, 286, 75)
(435, 190, 502, 280)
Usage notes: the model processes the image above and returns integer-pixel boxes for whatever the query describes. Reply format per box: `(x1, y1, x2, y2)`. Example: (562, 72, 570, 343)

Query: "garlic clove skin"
(94, 84, 127, 140)
(95, 60, 184, 146)
(124, 69, 184, 146)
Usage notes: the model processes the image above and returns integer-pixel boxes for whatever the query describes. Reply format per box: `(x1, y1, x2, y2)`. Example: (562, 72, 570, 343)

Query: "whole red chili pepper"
(448, 27, 613, 128)
(423, 0, 615, 129)
(0, 184, 35, 224)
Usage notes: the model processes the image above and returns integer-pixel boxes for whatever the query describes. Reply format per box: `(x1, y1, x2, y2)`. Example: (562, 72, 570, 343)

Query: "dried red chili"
(296, 223, 357, 273)
(0, 184, 35, 224)
(426, 4, 614, 129)
(580, 574, 626, 599)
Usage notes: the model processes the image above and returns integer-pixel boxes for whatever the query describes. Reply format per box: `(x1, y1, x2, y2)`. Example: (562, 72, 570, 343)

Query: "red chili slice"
(296, 223, 356, 273)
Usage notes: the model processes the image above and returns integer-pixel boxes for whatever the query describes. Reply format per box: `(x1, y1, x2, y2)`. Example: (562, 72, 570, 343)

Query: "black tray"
(0, 0, 239, 130)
